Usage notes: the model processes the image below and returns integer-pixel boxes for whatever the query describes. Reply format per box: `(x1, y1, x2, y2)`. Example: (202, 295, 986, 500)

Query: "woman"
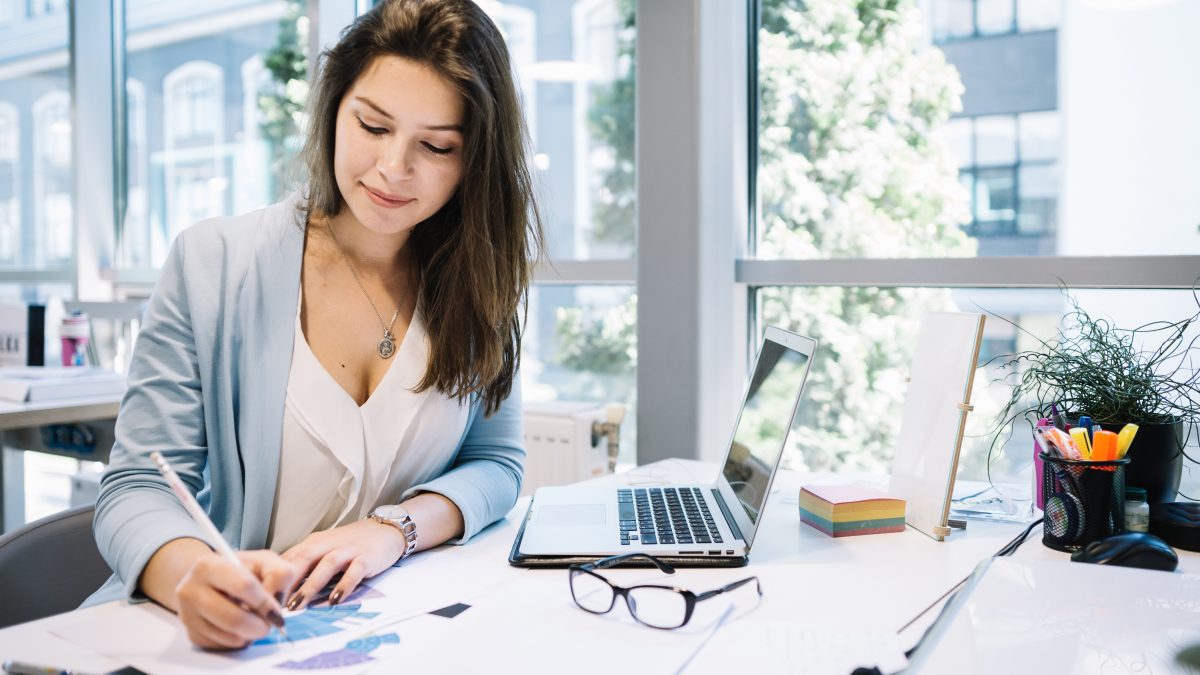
(87, 0, 542, 650)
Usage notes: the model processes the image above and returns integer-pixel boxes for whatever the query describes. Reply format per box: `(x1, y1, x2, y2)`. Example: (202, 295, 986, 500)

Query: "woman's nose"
(377, 142, 414, 181)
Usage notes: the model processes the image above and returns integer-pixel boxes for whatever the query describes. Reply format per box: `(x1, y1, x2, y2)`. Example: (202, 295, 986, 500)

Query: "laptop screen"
(721, 335, 812, 528)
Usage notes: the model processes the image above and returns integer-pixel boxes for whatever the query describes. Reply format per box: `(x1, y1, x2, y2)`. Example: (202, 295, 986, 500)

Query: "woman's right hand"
(142, 538, 300, 650)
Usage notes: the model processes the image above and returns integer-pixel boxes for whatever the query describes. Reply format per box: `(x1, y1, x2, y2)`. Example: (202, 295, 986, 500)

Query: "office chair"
(0, 505, 112, 629)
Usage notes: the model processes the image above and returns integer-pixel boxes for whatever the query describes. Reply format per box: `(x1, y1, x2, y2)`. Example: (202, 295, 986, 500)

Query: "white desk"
(0, 394, 122, 532)
(0, 459, 1194, 674)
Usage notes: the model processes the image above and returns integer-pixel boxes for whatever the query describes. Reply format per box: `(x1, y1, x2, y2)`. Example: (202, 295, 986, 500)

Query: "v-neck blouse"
(266, 299, 471, 552)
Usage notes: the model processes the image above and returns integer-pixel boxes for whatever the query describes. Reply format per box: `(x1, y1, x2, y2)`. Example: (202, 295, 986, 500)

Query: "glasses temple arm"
(694, 576, 762, 602)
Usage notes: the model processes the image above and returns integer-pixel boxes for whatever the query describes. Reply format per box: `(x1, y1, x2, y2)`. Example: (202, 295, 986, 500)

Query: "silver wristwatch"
(368, 504, 418, 562)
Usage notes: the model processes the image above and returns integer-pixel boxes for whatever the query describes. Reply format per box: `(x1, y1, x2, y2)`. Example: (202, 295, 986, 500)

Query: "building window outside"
(33, 90, 71, 265)
(122, 2, 302, 268)
(944, 111, 1059, 238)
(931, 0, 1060, 42)
(0, 103, 18, 262)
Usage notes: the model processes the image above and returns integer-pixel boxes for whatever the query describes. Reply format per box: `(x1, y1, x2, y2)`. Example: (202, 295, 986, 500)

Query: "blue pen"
(1077, 415, 1093, 443)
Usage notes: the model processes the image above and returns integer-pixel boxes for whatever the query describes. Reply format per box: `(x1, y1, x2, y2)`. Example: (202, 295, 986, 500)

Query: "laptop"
(510, 326, 816, 567)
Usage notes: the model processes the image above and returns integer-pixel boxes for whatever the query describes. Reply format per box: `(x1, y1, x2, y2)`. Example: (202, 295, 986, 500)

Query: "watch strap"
(369, 508, 417, 561)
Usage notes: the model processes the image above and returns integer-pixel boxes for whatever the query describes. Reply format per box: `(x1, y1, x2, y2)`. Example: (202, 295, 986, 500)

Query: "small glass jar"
(1124, 487, 1150, 533)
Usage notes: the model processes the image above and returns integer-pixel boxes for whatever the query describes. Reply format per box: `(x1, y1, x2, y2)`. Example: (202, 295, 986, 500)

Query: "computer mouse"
(1070, 531, 1178, 571)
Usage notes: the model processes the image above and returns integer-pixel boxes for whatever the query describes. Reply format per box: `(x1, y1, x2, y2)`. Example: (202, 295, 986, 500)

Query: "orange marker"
(1092, 430, 1118, 461)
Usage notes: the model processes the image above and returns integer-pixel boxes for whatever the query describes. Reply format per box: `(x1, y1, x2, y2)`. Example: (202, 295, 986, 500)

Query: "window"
(0, 103, 18, 262)
(931, 0, 1060, 41)
(33, 91, 71, 265)
(751, 0, 1199, 491)
(121, 1, 308, 269)
(940, 112, 1060, 247)
(482, 0, 638, 465)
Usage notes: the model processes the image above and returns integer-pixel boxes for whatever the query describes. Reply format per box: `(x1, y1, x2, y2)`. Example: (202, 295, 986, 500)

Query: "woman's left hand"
(281, 518, 406, 610)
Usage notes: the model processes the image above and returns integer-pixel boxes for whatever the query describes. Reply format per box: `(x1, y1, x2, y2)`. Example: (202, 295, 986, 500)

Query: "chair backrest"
(0, 505, 112, 629)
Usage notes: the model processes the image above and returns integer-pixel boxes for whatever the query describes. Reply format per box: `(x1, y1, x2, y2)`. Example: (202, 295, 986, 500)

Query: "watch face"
(374, 504, 408, 521)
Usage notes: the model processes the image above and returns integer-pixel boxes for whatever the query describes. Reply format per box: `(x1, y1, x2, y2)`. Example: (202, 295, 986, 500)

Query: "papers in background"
(0, 366, 124, 402)
(949, 480, 1035, 523)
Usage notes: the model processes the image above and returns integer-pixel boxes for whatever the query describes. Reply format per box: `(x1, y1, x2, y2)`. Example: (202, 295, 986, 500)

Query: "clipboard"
(887, 312, 985, 541)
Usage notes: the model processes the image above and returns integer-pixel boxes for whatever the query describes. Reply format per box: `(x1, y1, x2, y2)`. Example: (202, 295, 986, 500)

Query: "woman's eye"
(357, 119, 387, 136)
(422, 142, 454, 155)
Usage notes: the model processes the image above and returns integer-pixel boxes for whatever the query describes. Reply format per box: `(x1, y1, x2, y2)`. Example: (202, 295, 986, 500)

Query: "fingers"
(285, 547, 356, 611)
(186, 611, 254, 651)
(329, 557, 369, 606)
(176, 553, 277, 649)
(238, 551, 301, 609)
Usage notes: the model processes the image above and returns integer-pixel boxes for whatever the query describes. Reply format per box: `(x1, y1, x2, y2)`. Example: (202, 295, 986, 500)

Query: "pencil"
(150, 451, 290, 642)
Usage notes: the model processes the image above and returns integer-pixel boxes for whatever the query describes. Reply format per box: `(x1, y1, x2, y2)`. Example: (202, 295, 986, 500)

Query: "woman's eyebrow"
(354, 96, 393, 120)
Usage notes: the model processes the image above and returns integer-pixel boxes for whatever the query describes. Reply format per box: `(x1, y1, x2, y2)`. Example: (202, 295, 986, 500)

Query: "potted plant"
(989, 294, 1200, 504)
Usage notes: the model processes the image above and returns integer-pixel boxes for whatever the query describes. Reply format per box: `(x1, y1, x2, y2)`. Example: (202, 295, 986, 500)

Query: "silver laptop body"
(517, 327, 816, 562)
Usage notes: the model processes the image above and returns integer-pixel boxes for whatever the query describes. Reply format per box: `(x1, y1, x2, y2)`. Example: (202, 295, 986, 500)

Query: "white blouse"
(266, 299, 471, 552)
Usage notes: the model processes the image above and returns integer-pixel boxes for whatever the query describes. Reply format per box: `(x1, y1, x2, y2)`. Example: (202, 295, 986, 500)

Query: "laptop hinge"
(712, 488, 744, 542)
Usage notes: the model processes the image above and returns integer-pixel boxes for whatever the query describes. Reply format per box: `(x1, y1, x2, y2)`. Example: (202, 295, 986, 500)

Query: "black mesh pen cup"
(1039, 452, 1129, 552)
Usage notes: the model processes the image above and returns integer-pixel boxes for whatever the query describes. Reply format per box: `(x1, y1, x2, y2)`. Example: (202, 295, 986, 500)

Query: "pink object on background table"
(60, 311, 90, 366)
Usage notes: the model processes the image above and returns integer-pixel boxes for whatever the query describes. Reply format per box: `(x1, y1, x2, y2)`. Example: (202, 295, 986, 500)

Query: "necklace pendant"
(378, 331, 396, 360)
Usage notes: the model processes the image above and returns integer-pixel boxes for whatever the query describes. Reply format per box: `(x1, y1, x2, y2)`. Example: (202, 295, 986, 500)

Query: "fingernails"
(276, 591, 286, 606)
(266, 609, 286, 629)
(329, 589, 343, 606)
(285, 591, 305, 611)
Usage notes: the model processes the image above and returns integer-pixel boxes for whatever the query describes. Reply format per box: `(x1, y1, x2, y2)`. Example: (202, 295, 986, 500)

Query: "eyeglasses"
(568, 553, 762, 630)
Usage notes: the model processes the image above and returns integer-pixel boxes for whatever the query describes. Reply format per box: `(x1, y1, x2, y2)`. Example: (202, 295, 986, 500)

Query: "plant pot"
(1100, 420, 1184, 504)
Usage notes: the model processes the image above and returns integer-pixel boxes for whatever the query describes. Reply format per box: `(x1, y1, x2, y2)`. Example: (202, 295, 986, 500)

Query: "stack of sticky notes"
(799, 484, 906, 537)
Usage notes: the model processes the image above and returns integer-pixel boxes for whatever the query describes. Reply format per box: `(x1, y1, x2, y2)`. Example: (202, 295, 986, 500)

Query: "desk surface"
(0, 393, 122, 432)
(0, 460, 1195, 675)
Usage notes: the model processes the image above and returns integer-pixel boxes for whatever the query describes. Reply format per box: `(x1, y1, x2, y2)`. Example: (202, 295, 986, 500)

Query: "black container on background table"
(1099, 421, 1184, 504)
(1040, 452, 1129, 552)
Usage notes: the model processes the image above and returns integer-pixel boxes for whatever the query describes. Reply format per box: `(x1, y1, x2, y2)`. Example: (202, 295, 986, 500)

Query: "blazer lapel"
(237, 193, 306, 550)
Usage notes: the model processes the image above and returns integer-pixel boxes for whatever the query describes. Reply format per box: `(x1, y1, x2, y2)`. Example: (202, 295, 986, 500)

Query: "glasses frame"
(568, 553, 762, 630)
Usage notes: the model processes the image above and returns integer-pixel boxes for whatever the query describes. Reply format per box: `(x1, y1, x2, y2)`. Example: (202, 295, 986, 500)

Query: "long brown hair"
(300, 0, 543, 416)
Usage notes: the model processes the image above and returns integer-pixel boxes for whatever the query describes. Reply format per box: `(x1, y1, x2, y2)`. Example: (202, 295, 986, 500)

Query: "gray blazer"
(86, 192, 524, 605)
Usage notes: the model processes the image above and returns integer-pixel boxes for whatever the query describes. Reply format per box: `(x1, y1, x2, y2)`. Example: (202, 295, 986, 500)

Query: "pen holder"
(1039, 452, 1129, 552)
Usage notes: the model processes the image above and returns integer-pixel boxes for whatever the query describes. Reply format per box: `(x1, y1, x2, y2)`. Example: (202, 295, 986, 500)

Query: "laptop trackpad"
(537, 504, 607, 526)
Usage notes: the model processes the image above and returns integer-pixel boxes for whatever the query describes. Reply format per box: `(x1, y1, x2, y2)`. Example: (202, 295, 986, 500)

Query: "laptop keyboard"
(617, 487, 724, 546)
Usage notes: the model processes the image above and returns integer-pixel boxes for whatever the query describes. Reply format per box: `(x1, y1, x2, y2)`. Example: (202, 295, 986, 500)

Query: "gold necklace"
(325, 222, 405, 359)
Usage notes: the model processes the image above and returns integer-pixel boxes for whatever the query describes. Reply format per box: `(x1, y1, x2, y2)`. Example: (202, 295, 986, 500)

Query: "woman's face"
(333, 55, 465, 236)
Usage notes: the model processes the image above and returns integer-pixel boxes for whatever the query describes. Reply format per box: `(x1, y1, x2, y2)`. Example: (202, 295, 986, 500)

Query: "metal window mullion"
(70, 0, 115, 300)
(736, 256, 1200, 290)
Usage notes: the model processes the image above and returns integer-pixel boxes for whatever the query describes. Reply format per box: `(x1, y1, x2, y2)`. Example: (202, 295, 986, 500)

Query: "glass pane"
(974, 115, 1017, 166)
(121, 1, 309, 268)
(758, 1, 1199, 259)
(1018, 0, 1061, 32)
(1018, 111, 1059, 162)
(756, 286, 1200, 501)
(931, 0, 974, 41)
(757, 1, 975, 260)
(523, 285, 637, 466)
(482, 0, 635, 260)
(1017, 163, 1057, 235)
(942, 117, 973, 169)
(973, 167, 1016, 235)
(0, 4, 72, 269)
(977, 0, 1014, 36)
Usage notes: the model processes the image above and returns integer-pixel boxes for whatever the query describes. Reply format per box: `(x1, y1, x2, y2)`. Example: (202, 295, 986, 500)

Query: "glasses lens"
(627, 586, 688, 629)
(571, 570, 615, 614)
